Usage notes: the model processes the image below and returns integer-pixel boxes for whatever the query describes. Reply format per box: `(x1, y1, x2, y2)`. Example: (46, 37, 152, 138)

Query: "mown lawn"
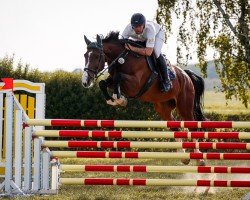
(204, 91, 249, 115)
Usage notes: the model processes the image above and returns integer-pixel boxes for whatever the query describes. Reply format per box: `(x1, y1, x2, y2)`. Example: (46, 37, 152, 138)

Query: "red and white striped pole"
(34, 130, 250, 140)
(60, 165, 250, 174)
(28, 119, 250, 128)
(51, 151, 250, 160)
(59, 178, 250, 187)
(43, 140, 250, 150)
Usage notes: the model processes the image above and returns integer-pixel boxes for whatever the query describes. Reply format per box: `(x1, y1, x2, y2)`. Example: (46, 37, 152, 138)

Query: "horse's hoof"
(116, 99, 127, 107)
(106, 99, 118, 106)
(181, 158, 190, 165)
(112, 94, 118, 100)
(197, 159, 206, 166)
(115, 95, 127, 107)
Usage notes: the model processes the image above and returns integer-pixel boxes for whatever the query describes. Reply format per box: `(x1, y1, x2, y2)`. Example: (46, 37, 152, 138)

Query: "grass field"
(204, 91, 249, 115)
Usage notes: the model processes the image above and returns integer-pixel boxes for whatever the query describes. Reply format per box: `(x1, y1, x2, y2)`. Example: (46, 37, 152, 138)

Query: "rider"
(121, 13, 172, 92)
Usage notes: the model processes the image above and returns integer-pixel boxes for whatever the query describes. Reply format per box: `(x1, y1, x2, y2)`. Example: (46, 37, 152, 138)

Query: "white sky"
(0, 0, 201, 72)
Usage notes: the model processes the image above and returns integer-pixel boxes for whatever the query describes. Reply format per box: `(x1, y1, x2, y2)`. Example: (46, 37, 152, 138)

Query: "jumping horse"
(82, 31, 206, 166)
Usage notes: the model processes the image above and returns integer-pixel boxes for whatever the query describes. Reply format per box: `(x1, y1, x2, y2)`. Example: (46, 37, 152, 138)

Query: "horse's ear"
(84, 35, 91, 45)
(96, 34, 102, 47)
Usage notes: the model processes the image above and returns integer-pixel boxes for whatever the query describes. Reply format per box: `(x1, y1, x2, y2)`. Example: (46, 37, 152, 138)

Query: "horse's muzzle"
(82, 71, 94, 88)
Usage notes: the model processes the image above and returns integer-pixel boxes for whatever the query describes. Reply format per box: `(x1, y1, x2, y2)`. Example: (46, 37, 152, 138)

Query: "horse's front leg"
(112, 73, 127, 107)
(99, 77, 119, 106)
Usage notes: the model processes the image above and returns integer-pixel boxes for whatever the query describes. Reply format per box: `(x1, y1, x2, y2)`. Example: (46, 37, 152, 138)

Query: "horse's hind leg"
(153, 100, 190, 165)
(153, 100, 176, 121)
(176, 95, 206, 166)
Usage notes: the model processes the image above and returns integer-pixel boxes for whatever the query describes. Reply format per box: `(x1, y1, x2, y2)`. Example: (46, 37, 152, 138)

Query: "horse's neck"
(124, 54, 148, 73)
(104, 42, 123, 60)
(104, 42, 150, 77)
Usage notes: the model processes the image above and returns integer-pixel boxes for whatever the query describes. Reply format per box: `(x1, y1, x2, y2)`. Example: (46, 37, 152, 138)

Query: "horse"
(82, 31, 206, 166)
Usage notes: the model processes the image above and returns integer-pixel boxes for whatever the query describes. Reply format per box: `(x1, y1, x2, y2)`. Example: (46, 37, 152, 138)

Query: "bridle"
(84, 41, 130, 80)
(84, 44, 106, 80)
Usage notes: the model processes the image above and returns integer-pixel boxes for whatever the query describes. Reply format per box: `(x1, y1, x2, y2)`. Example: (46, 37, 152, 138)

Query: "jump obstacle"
(0, 79, 250, 196)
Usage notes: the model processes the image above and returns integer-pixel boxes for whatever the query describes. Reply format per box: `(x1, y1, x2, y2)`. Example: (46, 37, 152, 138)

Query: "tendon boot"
(156, 54, 172, 92)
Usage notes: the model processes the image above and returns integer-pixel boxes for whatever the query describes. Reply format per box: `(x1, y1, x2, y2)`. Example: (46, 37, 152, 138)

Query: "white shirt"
(121, 20, 162, 48)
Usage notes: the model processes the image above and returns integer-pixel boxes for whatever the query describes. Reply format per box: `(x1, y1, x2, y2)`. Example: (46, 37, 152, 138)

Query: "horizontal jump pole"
(34, 130, 250, 140)
(43, 140, 250, 150)
(60, 165, 250, 174)
(51, 151, 250, 160)
(59, 178, 250, 187)
(27, 119, 250, 128)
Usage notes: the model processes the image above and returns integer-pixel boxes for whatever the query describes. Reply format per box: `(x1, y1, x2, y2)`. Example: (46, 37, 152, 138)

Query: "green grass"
(204, 91, 249, 115)
(12, 187, 250, 200)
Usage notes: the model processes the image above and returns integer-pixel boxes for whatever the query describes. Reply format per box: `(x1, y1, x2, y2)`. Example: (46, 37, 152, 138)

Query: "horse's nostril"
(82, 81, 88, 88)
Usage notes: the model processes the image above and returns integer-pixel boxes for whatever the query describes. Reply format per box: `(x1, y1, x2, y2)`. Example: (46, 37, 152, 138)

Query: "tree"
(156, 0, 250, 107)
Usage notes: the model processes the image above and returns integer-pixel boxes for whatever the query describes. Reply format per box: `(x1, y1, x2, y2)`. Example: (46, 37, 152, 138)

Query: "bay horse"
(82, 31, 206, 166)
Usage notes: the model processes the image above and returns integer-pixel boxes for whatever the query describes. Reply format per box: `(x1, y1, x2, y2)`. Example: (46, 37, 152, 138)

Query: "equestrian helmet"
(131, 13, 146, 28)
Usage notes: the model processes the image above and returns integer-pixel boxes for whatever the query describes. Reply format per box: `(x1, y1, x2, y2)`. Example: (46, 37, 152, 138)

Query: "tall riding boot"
(156, 54, 172, 92)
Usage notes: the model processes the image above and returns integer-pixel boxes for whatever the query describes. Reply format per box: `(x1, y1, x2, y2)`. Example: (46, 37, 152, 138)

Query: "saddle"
(147, 54, 176, 81)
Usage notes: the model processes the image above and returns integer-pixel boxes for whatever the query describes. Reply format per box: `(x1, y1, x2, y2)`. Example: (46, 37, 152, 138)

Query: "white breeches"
(153, 29, 165, 58)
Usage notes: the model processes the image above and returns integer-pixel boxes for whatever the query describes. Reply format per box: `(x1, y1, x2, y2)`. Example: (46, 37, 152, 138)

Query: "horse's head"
(82, 35, 105, 88)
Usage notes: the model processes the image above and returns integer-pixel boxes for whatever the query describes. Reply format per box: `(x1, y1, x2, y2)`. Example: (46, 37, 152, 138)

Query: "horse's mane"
(102, 31, 120, 43)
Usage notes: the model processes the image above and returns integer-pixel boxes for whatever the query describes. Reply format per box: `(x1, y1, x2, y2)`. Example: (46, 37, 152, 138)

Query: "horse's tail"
(184, 69, 206, 121)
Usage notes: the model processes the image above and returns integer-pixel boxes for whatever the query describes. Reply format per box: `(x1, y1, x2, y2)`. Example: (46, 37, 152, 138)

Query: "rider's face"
(133, 25, 144, 34)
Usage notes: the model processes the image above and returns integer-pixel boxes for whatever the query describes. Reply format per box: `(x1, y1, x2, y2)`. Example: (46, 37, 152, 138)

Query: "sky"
(0, 0, 191, 72)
